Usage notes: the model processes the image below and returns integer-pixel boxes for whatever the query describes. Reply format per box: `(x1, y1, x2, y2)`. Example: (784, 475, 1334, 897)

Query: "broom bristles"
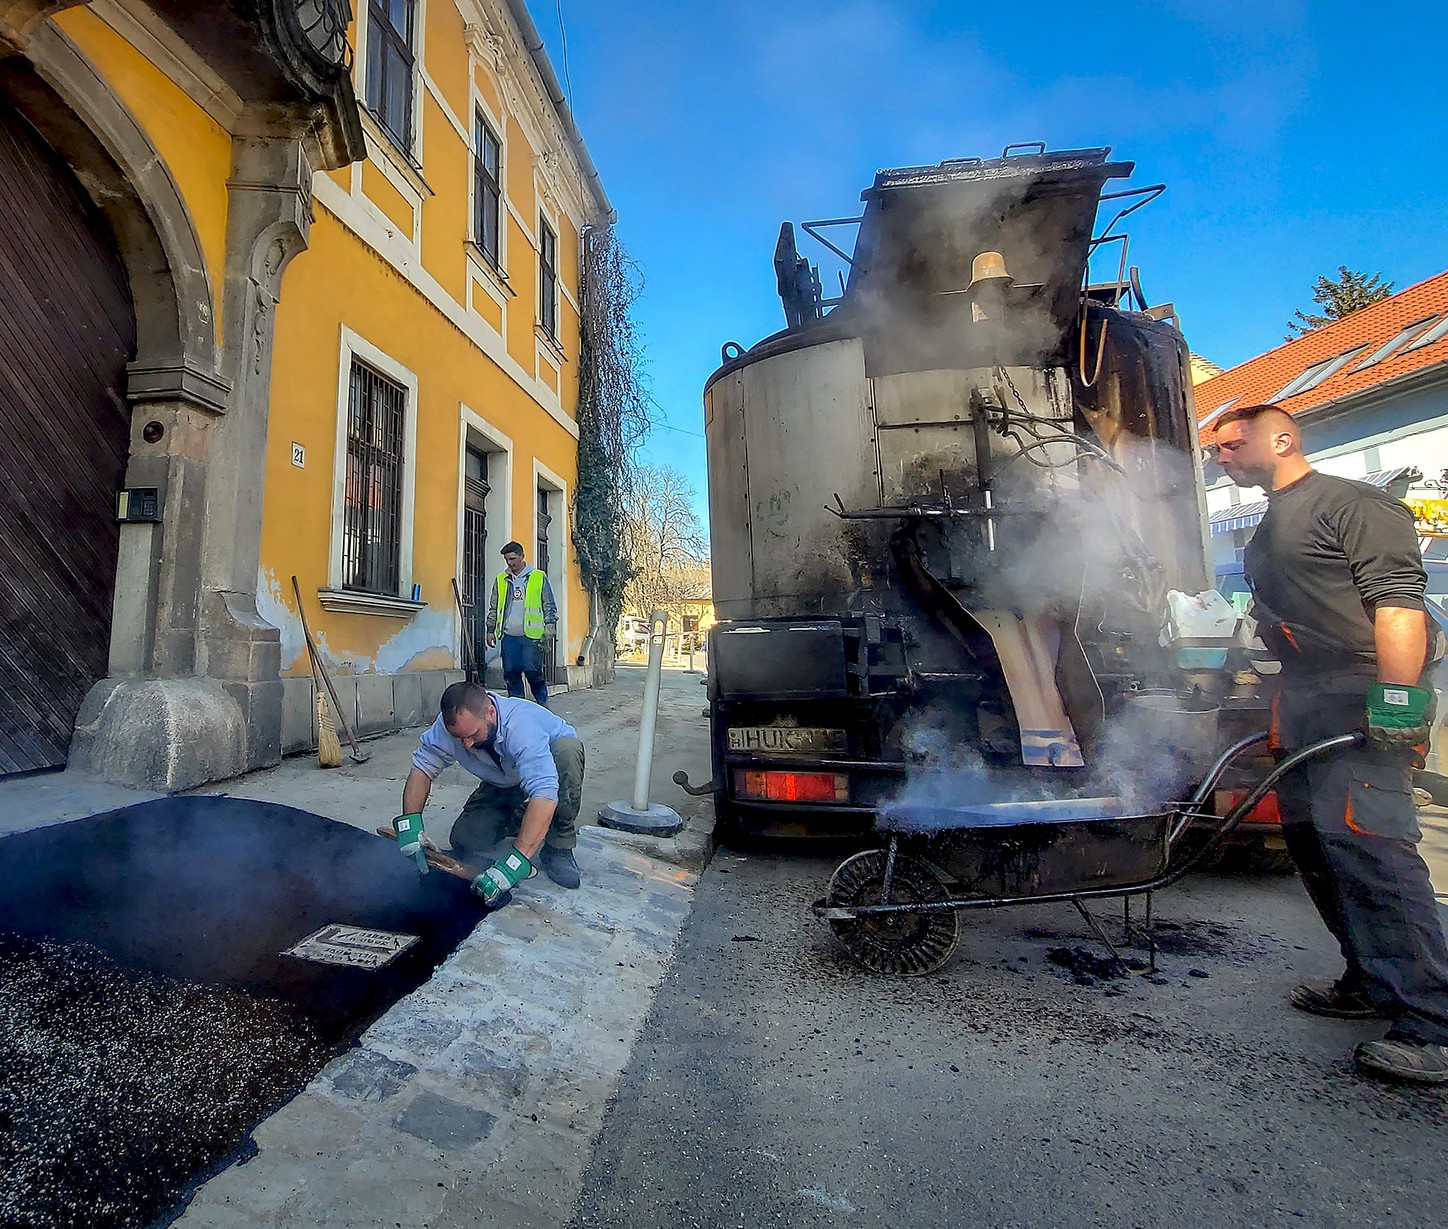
(316, 688, 343, 768)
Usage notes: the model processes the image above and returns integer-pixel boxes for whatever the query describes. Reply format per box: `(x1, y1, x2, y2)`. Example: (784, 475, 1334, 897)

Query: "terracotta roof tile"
(1195, 270, 1448, 432)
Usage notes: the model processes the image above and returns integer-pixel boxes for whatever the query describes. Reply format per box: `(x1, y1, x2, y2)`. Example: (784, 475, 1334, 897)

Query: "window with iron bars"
(536, 487, 564, 683)
(365, 0, 415, 151)
(539, 214, 558, 338)
(460, 446, 491, 678)
(473, 111, 502, 266)
(343, 360, 406, 595)
(537, 486, 552, 576)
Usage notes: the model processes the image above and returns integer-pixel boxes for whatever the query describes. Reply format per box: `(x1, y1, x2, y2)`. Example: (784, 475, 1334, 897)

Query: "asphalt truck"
(690, 144, 1266, 841)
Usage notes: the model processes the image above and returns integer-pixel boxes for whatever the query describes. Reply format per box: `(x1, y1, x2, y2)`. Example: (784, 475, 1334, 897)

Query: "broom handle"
(291, 576, 365, 755)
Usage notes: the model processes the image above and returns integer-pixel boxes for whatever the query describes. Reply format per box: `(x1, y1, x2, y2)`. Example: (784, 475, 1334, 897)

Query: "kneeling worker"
(394, 681, 584, 904)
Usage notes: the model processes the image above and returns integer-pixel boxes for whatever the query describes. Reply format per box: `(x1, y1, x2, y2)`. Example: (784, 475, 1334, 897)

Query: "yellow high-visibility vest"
(495, 569, 547, 639)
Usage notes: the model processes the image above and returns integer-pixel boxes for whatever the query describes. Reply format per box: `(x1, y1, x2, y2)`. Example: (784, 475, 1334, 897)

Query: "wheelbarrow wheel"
(826, 849, 959, 976)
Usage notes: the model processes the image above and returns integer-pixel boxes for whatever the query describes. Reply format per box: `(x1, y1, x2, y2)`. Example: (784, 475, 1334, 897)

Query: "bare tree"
(624, 464, 709, 629)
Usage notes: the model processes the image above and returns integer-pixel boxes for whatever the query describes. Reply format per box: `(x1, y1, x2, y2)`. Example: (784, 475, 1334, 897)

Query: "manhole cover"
(284, 923, 420, 969)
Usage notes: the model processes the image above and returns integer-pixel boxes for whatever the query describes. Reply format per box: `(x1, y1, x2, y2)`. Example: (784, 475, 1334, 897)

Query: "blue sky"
(533, 1, 1447, 520)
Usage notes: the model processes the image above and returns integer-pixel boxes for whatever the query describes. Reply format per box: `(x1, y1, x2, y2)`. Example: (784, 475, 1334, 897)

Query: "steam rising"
(886, 689, 1216, 832)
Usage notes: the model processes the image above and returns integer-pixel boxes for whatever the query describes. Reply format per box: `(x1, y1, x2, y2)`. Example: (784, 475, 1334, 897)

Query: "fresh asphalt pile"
(0, 931, 326, 1228)
(0, 797, 485, 1227)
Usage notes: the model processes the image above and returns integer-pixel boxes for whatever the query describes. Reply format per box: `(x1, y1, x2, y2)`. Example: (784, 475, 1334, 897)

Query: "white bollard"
(599, 609, 684, 836)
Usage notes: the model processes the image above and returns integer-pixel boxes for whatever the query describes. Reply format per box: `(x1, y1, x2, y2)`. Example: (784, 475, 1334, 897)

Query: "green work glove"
(393, 813, 429, 874)
(470, 845, 536, 905)
(1365, 683, 1436, 748)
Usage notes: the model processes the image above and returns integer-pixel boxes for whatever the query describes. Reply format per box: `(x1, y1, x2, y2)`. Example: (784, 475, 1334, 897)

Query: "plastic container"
(1161, 589, 1238, 670)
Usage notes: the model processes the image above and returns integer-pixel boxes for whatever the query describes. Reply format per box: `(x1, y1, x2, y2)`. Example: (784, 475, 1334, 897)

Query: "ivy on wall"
(573, 224, 651, 649)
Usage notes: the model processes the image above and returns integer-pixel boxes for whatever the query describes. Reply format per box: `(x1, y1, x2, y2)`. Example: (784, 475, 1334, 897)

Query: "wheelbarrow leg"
(1123, 893, 1157, 974)
(1072, 897, 1129, 974)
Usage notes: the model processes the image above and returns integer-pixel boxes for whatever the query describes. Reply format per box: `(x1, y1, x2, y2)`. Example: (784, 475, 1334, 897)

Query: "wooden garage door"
(0, 109, 135, 774)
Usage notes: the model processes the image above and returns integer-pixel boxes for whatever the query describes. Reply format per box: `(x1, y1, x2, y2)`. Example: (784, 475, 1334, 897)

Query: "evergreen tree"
(1287, 266, 1395, 337)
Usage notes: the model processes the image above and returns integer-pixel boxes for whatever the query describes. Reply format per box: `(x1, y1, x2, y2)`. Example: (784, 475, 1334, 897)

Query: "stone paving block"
(446, 1048, 529, 1107)
(461, 1118, 590, 1223)
(362, 1004, 466, 1056)
(482, 906, 548, 942)
(444, 1021, 554, 1071)
(249, 1089, 368, 1154)
(176, 1200, 265, 1229)
(527, 1072, 617, 1134)
(323, 1048, 418, 1103)
(180, 1149, 335, 1221)
(394, 1088, 499, 1150)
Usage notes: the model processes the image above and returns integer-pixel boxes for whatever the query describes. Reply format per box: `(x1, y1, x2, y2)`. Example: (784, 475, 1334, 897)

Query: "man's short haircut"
(500, 541, 524, 557)
(1215, 402, 1298, 436)
(441, 681, 491, 724)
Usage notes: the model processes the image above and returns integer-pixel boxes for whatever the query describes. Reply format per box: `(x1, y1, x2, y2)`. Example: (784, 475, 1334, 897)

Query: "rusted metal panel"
(0, 109, 133, 773)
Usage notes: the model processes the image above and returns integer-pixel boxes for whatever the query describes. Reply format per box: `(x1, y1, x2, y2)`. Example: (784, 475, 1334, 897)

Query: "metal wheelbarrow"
(811, 730, 1360, 976)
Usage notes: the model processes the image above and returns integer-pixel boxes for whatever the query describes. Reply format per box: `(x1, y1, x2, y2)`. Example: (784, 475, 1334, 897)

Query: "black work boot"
(1290, 977, 1386, 1020)
(1355, 1035, 1448, 1085)
(538, 845, 581, 889)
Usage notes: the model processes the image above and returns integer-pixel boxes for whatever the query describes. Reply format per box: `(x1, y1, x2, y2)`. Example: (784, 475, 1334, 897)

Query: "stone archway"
(1, 8, 363, 788)
(0, 25, 246, 784)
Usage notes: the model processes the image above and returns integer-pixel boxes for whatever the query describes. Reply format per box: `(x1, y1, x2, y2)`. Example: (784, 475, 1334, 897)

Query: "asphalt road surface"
(574, 834, 1448, 1229)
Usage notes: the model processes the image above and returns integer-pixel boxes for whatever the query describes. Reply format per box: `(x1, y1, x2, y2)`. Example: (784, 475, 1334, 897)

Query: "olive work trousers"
(1274, 678, 1448, 1045)
(447, 736, 585, 859)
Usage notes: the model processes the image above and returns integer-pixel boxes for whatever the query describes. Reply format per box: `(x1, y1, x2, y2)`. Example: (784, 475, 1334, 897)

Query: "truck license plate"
(727, 726, 846, 754)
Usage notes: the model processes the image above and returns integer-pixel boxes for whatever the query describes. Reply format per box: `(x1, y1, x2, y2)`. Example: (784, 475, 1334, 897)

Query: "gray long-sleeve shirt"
(412, 693, 578, 800)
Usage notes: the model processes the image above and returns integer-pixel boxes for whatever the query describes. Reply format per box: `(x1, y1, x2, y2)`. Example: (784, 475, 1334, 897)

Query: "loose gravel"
(0, 930, 328, 1229)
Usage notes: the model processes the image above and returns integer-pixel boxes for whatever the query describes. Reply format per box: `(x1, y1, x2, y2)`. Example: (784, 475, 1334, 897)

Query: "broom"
(313, 676, 344, 768)
(292, 575, 343, 768)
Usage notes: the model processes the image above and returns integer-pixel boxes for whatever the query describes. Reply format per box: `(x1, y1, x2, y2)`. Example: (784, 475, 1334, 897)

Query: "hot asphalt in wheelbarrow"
(0, 796, 483, 1229)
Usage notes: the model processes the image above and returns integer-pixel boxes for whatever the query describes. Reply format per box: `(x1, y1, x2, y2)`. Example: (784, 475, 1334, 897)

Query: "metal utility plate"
(881, 796, 1128, 832)
(284, 924, 419, 970)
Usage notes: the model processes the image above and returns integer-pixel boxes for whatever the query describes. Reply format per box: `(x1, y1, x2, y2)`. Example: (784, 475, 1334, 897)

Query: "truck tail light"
(1214, 789, 1281, 825)
(734, 769, 849, 803)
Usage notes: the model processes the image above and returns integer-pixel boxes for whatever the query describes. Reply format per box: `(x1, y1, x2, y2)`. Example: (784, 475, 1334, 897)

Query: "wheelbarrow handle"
(1183, 730, 1271, 811)
(1165, 730, 1364, 881)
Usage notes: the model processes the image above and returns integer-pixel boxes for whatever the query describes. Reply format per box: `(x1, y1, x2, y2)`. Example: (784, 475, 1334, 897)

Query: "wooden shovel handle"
(376, 827, 479, 882)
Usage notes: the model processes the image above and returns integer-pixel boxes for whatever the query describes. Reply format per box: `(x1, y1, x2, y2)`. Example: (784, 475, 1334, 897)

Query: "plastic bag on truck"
(1159, 589, 1237, 670)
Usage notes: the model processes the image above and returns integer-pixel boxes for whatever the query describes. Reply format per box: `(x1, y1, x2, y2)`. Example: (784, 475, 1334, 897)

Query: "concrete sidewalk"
(0, 668, 715, 1228)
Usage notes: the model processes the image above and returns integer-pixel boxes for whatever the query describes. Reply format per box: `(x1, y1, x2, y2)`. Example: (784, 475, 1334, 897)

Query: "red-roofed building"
(1196, 270, 1448, 579)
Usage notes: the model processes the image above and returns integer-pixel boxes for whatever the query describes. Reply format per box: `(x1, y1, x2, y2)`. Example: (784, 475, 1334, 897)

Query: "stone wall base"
(71, 677, 248, 791)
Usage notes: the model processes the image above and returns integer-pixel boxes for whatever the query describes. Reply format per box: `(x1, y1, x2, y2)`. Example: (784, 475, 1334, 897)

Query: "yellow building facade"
(0, 1, 608, 788)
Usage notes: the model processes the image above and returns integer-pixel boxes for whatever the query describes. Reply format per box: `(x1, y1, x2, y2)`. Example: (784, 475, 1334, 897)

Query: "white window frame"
(1272, 344, 1371, 400)
(359, 0, 420, 152)
(455, 404, 514, 639)
(1353, 315, 1441, 371)
(470, 107, 505, 268)
(1406, 314, 1448, 353)
(323, 327, 420, 616)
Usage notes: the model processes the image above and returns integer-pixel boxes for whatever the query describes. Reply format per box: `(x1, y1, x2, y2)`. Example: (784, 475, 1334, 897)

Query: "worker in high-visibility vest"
(486, 541, 558, 707)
